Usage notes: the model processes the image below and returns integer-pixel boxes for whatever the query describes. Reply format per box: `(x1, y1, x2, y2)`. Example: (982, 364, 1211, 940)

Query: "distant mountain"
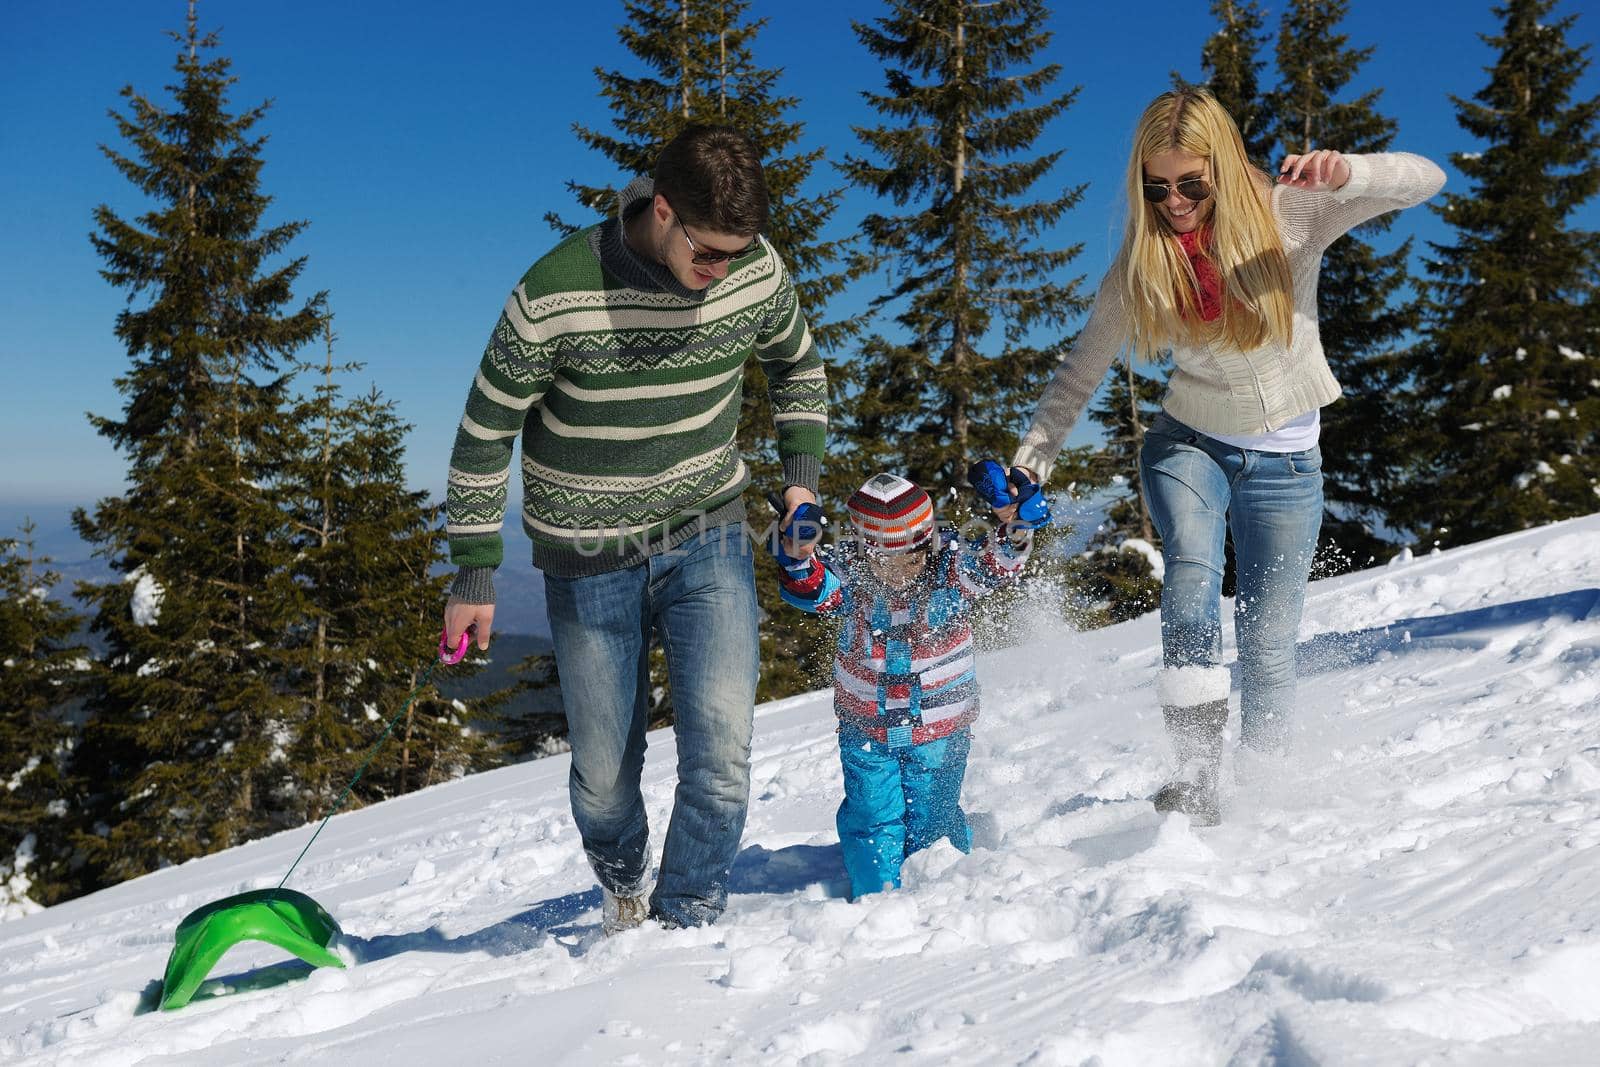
(0, 501, 115, 591)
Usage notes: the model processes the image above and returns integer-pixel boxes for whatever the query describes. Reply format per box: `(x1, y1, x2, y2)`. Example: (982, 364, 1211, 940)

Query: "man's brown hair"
(653, 124, 769, 236)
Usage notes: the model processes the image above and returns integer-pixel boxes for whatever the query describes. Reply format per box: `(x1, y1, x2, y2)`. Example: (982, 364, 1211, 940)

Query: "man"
(443, 125, 827, 930)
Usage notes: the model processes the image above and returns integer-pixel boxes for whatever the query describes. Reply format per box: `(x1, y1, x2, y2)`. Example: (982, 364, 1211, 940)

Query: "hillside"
(5, 515, 1599, 1065)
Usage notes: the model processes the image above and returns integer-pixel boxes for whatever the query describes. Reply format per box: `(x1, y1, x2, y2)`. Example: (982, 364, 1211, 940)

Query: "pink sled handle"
(438, 628, 471, 665)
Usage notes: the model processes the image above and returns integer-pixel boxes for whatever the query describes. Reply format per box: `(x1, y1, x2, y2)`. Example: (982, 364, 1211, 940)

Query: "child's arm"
(954, 460, 1039, 598)
(776, 556, 847, 616)
(764, 494, 846, 615)
(953, 529, 1031, 600)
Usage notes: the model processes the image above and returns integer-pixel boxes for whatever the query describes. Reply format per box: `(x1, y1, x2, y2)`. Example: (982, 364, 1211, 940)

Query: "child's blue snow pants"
(836, 724, 973, 899)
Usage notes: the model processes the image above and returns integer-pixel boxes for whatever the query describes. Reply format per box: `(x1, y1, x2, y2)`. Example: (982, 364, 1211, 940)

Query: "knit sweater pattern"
(1013, 152, 1446, 480)
(447, 177, 828, 592)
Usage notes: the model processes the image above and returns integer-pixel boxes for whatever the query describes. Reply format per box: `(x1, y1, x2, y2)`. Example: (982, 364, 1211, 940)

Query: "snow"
(3, 514, 1600, 1065)
(1117, 536, 1165, 580)
(1, 835, 44, 922)
(6, 756, 41, 792)
(1516, 462, 1557, 489)
(126, 567, 164, 627)
(1493, 384, 1512, 400)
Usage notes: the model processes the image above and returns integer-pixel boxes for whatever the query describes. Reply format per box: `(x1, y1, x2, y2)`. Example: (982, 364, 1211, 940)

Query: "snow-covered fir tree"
(0, 524, 87, 911)
(1397, 0, 1600, 545)
(277, 320, 494, 819)
(70, 4, 326, 889)
(841, 0, 1090, 492)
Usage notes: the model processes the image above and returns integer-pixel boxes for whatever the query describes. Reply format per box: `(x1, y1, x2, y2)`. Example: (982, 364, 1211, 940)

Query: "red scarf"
(1177, 227, 1223, 322)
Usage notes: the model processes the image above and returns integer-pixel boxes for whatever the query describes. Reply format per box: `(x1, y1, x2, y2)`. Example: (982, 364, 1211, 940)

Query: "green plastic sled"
(159, 888, 346, 1011)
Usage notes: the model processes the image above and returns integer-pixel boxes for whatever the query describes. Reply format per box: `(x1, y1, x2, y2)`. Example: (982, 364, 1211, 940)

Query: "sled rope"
(275, 658, 443, 892)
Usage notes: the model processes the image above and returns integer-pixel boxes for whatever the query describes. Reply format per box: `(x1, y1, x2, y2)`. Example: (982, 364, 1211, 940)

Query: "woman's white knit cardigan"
(1014, 152, 1447, 481)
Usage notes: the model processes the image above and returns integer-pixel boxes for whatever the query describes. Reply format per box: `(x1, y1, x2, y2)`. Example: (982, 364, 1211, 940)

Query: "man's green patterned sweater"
(446, 177, 828, 598)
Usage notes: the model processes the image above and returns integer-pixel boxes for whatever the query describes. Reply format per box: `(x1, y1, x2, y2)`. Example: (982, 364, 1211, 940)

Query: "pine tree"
(0, 524, 87, 910)
(277, 321, 494, 820)
(492, 651, 569, 761)
(842, 0, 1090, 496)
(555, 0, 859, 351)
(1180, 0, 1275, 166)
(69, 3, 326, 889)
(1397, 0, 1600, 545)
(1064, 357, 1169, 626)
(70, 372, 304, 885)
(1269, 0, 1422, 574)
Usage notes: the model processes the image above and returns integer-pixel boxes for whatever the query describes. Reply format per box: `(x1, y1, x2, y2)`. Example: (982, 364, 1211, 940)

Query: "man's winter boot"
(1151, 666, 1231, 827)
(601, 887, 649, 935)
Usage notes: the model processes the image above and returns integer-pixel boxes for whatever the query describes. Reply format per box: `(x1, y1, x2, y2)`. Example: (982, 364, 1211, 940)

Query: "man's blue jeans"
(542, 523, 759, 927)
(1138, 412, 1323, 751)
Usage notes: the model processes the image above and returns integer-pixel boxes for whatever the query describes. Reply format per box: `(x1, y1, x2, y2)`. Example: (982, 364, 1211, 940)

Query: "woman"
(1011, 87, 1444, 825)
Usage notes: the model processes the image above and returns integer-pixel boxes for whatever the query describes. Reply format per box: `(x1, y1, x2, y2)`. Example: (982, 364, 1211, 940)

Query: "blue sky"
(3, 0, 1597, 533)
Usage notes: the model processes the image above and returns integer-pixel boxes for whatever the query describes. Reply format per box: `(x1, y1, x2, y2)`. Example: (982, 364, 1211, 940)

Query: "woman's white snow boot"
(1152, 667, 1231, 827)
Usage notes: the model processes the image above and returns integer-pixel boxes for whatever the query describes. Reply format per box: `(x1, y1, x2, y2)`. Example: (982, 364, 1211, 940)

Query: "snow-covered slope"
(6, 515, 1600, 1066)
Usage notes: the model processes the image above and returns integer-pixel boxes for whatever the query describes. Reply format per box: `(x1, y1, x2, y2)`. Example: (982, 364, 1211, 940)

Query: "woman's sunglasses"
(1141, 177, 1213, 204)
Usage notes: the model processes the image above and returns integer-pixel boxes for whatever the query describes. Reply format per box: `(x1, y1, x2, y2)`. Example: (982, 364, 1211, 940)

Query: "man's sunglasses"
(675, 215, 758, 265)
(1141, 177, 1213, 204)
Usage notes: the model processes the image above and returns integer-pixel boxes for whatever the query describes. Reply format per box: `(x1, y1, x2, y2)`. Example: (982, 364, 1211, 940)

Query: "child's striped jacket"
(777, 530, 1030, 748)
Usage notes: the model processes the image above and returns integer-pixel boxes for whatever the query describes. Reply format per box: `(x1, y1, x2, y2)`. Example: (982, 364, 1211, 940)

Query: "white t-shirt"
(1200, 407, 1321, 453)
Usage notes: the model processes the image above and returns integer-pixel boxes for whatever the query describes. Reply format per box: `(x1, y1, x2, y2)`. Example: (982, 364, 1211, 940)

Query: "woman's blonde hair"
(1120, 87, 1293, 356)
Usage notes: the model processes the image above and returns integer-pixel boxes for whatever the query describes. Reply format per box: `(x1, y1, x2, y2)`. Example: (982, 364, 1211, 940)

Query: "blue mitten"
(1008, 467, 1051, 530)
(967, 460, 1011, 510)
(766, 493, 826, 573)
(966, 462, 1051, 530)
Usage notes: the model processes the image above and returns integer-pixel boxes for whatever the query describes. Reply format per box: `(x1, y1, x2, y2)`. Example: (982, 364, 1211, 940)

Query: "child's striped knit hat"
(846, 473, 935, 555)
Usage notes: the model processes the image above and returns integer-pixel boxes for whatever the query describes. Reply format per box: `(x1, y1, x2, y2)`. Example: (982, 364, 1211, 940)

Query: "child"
(769, 471, 1038, 899)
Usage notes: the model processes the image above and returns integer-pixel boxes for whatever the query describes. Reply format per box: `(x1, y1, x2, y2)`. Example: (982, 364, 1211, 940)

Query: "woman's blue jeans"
(1138, 412, 1323, 752)
(542, 523, 759, 927)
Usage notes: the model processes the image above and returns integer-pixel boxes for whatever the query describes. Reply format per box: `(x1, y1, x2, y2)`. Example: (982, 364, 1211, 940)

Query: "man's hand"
(443, 597, 494, 652)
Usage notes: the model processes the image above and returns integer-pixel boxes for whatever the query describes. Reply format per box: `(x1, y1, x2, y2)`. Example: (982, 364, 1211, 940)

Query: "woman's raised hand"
(1278, 149, 1351, 193)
